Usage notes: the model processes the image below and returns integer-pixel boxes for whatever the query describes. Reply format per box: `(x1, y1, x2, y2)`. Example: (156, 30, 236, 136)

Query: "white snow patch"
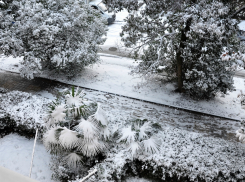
(37, 91, 56, 100)
(238, 21, 245, 31)
(125, 177, 156, 182)
(0, 134, 54, 182)
(0, 55, 243, 120)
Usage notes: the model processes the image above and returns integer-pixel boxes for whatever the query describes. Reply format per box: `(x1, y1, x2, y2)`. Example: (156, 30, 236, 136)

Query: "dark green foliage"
(0, 0, 107, 79)
(105, 0, 239, 99)
(0, 115, 43, 139)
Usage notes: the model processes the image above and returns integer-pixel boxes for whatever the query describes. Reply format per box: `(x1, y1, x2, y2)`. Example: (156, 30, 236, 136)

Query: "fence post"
(80, 169, 97, 182)
(29, 129, 38, 178)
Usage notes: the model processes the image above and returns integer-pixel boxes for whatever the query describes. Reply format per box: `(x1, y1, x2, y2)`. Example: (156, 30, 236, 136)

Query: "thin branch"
(130, 32, 177, 55)
(231, 5, 245, 18)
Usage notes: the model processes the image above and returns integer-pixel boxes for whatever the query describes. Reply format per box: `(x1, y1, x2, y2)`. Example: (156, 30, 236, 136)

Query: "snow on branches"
(105, 0, 240, 99)
(0, 0, 107, 79)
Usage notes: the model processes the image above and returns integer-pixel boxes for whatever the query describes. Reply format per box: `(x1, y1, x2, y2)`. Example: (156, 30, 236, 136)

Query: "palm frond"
(59, 127, 80, 149)
(142, 136, 160, 154)
(139, 121, 152, 140)
(117, 126, 136, 144)
(76, 119, 99, 141)
(101, 126, 110, 140)
(43, 126, 61, 152)
(63, 153, 82, 168)
(236, 128, 245, 143)
(78, 139, 107, 157)
(72, 86, 75, 97)
(50, 104, 66, 124)
(66, 87, 86, 108)
(127, 141, 141, 156)
(92, 103, 108, 126)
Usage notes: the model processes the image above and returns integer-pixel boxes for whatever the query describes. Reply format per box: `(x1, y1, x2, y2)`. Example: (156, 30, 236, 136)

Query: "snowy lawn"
(0, 54, 244, 121)
(0, 86, 243, 181)
(0, 134, 54, 182)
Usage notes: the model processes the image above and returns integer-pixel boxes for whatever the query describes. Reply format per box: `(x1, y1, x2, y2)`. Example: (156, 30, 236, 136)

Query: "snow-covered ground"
(100, 9, 132, 56)
(238, 21, 245, 31)
(0, 134, 53, 182)
(0, 54, 244, 121)
(0, 78, 242, 181)
(1, 8, 243, 121)
(0, 9, 245, 182)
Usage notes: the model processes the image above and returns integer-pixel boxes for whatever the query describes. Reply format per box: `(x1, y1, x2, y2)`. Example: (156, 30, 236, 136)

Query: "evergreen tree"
(104, 0, 240, 99)
(0, 0, 107, 79)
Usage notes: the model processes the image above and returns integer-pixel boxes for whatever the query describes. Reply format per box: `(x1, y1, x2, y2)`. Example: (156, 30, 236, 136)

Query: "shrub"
(0, 0, 107, 79)
(43, 87, 110, 180)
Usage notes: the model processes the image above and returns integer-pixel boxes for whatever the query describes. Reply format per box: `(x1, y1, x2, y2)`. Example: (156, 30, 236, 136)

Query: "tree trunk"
(176, 47, 183, 92)
(176, 18, 192, 92)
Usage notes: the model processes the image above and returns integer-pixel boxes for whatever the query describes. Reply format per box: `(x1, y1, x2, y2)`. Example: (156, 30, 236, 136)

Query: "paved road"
(0, 70, 60, 93)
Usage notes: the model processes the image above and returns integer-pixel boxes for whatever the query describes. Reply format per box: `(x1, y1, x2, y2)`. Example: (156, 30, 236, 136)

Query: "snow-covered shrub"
(90, 126, 245, 182)
(68, 119, 162, 182)
(116, 119, 160, 156)
(104, 0, 239, 99)
(50, 154, 102, 182)
(0, 0, 107, 79)
(43, 87, 110, 180)
(0, 89, 51, 138)
(181, 1, 238, 98)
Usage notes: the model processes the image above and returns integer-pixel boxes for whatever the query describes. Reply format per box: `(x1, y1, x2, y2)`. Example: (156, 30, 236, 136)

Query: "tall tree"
(104, 0, 239, 99)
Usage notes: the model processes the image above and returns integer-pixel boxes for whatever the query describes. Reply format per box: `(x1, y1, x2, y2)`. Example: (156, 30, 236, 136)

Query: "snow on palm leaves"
(117, 119, 160, 156)
(65, 87, 90, 117)
(43, 87, 109, 167)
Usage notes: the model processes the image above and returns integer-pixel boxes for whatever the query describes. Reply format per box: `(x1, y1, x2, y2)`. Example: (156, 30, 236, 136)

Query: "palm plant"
(116, 119, 160, 156)
(43, 87, 110, 168)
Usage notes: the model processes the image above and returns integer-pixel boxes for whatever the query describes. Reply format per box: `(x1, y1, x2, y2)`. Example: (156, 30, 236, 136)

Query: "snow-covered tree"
(0, 0, 107, 79)
(104, 0, 239, 99)
(43, 87, 110, 168)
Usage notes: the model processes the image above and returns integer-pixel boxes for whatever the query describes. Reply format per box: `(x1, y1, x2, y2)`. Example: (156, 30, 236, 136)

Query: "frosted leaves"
(44, 87, 161, 171)
(50, 105, 66, 124)
(117, 119, 160, 156)
(43, 87, 110, 167)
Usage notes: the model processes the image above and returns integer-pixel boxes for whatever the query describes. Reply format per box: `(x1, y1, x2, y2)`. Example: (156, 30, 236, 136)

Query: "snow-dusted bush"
(104, 0, 239, 99)
(90, 126, 245, 182)
(0, 0, 107, 79)
(43, 87, 110, 179)
(0, 89, 51, 137)
(116, 119, 160, 156)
